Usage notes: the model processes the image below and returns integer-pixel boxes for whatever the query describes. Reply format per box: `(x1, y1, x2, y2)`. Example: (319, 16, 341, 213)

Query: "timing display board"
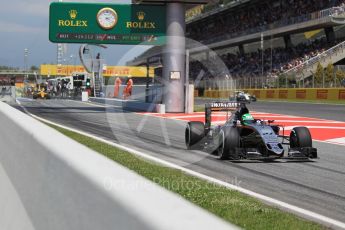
(49, 2, 166, 45)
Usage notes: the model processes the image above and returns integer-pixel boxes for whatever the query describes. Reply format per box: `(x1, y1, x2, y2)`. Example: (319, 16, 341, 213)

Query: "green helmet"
(242, 113, 254, 125)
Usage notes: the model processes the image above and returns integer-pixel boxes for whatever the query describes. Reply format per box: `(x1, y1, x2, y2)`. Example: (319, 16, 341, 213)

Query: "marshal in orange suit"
(123, 77, 133, 100)
(114, 77, 122, 98)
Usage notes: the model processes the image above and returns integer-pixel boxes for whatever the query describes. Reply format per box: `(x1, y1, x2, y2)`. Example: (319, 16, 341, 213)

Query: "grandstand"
(129, 0, 345, 91)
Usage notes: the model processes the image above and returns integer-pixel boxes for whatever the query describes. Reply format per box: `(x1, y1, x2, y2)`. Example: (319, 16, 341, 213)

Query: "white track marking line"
(15, 99, 345, 229)
(325, 137, 345, 144)
(319, 140, 345, 147)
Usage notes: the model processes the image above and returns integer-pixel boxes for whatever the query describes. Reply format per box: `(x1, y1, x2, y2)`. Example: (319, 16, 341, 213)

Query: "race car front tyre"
(290, 127, 312, 148)
(218, 126, 240, 160)
(185, 121, 205, 150)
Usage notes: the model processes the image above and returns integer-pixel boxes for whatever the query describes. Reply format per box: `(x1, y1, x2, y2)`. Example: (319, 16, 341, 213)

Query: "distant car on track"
(185, 101, 317, 161)
(230, 91, 256, 102)
(33, 83, 51, 99)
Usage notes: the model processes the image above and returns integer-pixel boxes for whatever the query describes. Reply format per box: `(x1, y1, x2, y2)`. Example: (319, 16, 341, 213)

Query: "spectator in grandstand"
(341, 79, 345, 87)
(187, 0, 345, 44)
(189, 37, 337, 81)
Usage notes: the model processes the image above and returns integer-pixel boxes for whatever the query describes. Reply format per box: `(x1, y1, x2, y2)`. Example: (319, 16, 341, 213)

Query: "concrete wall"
(0, 102, 234, 230)
(94, 84, 164, 112)
(103, 85, 163, 103)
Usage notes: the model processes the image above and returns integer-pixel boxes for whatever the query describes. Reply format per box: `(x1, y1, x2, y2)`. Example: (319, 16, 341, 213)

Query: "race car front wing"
(231, 146, 317, 161)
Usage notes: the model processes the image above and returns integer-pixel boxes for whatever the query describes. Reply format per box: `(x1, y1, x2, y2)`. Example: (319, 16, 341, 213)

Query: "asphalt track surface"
(196, 98, 345, 122)
(13, 98, 345, 226)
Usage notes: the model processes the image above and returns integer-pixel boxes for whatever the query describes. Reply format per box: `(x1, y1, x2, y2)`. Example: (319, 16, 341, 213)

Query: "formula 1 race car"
(185, 101, 317, 161)
(33, 83, 51, 99)
(230, 91, 257, 103)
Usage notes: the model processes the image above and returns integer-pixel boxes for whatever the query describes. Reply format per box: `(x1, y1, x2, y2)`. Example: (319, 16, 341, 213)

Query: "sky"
(0, 0, 151, 69)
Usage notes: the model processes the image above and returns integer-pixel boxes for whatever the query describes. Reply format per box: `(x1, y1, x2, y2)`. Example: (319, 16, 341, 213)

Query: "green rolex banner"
(49, 2, 166, 45)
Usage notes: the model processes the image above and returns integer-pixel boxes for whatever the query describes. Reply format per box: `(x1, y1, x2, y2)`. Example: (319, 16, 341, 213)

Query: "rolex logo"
(59, 9, 87, 28)
(137, 11, 145, 21)
(69, 10, 77, 19)
(126, 10, 155, 29)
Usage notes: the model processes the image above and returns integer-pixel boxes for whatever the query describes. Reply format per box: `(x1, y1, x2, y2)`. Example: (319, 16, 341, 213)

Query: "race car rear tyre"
(218, 126, 240, 160)
(290, 127, 312, 148)
(185, 121, 205, 150)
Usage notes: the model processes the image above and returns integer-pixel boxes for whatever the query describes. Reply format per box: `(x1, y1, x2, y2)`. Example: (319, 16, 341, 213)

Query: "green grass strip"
(50, 124, 324, 230)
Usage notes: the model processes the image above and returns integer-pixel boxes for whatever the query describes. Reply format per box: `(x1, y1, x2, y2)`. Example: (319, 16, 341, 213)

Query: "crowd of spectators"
(187, 0, 345, 43)
(189, 37, 336, 80)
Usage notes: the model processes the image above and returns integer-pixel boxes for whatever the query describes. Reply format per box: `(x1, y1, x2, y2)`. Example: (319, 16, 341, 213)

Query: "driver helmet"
(242, 113, 255, 125)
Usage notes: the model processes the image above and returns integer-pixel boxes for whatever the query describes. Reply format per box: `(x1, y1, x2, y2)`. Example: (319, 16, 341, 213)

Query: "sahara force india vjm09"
(185, 102, 318, 161)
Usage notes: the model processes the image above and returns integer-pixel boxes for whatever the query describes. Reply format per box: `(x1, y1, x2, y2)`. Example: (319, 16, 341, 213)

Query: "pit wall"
(200, 88, 345, 101)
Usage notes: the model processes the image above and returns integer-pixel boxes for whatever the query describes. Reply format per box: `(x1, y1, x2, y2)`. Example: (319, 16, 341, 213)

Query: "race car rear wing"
(207, 102, 241, 111)
(205, 101, 243, 132)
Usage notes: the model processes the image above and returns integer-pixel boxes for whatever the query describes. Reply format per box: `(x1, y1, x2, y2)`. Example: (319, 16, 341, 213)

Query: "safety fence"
(200, 88, 345, 101)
